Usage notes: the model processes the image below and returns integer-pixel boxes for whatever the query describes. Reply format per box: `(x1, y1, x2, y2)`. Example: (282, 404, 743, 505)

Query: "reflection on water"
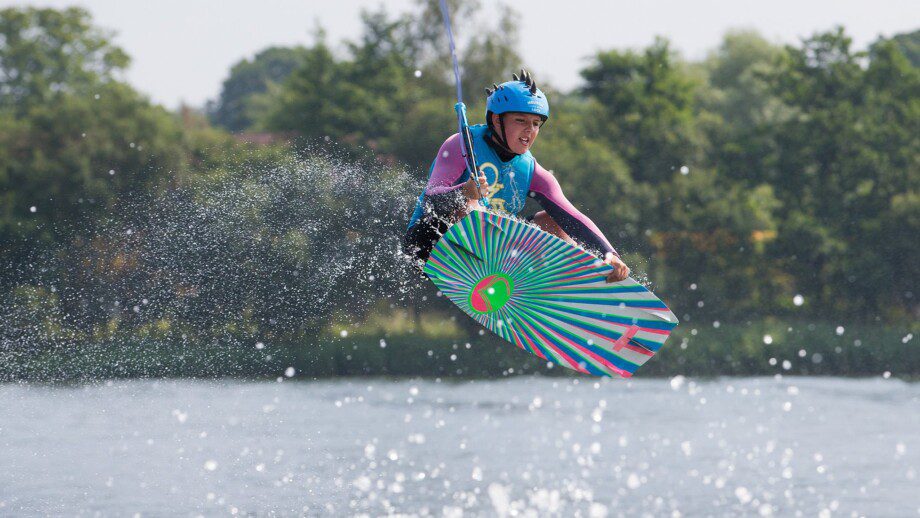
(1, 376, 918, 516)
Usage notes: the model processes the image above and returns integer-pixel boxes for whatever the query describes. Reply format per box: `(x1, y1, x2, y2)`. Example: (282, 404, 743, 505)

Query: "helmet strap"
(488, 112, 517, 157)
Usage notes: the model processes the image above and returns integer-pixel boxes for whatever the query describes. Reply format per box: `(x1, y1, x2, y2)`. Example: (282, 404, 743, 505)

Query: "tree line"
(0, 4, 917, 374)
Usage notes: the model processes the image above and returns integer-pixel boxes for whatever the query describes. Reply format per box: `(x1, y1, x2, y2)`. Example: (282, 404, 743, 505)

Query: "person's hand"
(461, 173, 489, 202)
(604, 252, 630, 283)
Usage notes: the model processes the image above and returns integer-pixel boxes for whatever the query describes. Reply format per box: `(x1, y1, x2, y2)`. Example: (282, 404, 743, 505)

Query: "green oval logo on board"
(469, 273, 514, 314)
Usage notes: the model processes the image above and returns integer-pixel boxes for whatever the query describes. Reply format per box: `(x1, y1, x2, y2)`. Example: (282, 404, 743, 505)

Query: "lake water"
(1, 376, 917, 516)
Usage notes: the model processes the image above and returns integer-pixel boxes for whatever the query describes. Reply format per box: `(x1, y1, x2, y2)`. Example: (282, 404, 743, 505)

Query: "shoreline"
(3, 319, 916, 382)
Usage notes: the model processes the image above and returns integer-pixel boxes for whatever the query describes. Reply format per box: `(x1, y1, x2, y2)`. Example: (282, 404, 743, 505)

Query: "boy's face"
(492, 112, 544, 154)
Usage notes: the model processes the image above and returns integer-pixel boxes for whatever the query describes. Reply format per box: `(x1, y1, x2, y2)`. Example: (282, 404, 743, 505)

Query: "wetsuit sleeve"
(403, 134, 470, 263)
(425, 133, 469, 196)
(528, 161, 618, 257)
(419, 132, 469, 230)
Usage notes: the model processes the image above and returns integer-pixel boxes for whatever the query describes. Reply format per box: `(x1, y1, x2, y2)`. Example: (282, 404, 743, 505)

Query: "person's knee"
(532, 210, 550, 227)
(532, 211, 559, 233)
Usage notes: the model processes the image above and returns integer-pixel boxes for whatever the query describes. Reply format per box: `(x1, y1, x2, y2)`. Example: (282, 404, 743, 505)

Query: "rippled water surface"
(1, 376, 918, 516)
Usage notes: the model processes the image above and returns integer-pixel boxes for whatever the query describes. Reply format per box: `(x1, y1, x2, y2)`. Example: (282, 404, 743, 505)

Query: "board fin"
(612, 325, 649, 353)
(444, 234, 483, 262)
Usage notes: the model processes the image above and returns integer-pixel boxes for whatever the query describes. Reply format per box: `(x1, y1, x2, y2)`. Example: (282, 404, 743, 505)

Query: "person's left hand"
(604, 252, 630, 283)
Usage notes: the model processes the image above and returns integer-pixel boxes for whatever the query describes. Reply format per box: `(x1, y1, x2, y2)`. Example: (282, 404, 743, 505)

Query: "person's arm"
(420, 133, 488, 218)
(425, 134, 467, 195)
(528, 162, 618, 257)
(404, 134, 488, 263)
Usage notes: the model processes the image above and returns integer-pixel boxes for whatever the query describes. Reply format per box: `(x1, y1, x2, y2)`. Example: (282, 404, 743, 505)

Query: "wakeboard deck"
(423, 210, 678, 378)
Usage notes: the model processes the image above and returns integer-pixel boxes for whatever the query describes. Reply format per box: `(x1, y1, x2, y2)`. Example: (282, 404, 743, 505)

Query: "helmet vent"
(514, 68, 539, 95)
(487, 69, 540, 98)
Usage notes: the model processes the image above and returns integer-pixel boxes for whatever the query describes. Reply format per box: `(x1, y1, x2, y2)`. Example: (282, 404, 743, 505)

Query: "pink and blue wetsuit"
(404, 125, 616, 262)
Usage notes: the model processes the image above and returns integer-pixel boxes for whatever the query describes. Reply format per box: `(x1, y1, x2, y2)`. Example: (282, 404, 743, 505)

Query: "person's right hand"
(603, 252, 630, 283)
(461, 173, 489, 202)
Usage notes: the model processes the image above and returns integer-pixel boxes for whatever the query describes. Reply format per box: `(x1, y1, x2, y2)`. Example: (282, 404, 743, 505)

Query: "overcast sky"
(3, 1, 918, 108)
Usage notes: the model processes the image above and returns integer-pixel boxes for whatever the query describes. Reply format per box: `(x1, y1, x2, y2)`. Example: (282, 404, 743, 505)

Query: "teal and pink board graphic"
(469, 274, 514, 313)
(423, 210, 679, 378)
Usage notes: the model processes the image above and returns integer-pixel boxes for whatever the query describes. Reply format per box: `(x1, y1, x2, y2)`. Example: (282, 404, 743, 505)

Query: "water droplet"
(670, 375, 686, 390)
(626, 473, 641, 489)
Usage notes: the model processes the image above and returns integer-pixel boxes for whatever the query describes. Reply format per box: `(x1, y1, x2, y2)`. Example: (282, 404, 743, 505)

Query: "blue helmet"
(485, 68, 549, 120)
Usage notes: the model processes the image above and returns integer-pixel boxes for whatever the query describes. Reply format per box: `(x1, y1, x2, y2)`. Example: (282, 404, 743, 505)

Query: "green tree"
(261, 9, 423, 156)
(258, 40, 342, 141)
(580, 38, 702, 184)
(208, 46, 312, 132)
(697, 31, 788, 186)
(0, 7, 128, 114)
(765, 28, 919, 316)
(0, 82, 186, 245)
(0, 8, 186, 253)
(652, 171, 783, 319)
(260, 1, 525, 173)
(0, 8, 247, 273)
(871, 29, 920, 68)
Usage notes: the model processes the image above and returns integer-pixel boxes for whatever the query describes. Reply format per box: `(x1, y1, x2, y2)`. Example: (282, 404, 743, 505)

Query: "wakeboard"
(424, 210, 678, 378)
